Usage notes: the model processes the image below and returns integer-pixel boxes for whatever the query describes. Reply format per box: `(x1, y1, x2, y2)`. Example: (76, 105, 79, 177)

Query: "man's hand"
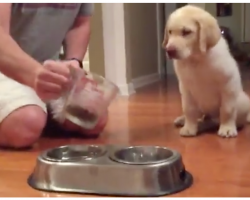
(34, 60, 70, 101)
(36, 59, 84, 101)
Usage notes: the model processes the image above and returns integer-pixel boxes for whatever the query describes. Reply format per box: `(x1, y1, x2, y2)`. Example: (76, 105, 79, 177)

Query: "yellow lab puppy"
(162, 5, 250, 138)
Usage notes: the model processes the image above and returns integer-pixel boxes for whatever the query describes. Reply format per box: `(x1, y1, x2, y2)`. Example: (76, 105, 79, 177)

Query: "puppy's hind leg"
(218, 93, 238, 138)
(235, 91, 250, 127)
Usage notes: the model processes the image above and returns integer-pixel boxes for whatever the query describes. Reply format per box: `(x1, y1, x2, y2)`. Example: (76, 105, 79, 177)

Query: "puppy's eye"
(182, 29, 192, 36)
(169, 30, 172, 34)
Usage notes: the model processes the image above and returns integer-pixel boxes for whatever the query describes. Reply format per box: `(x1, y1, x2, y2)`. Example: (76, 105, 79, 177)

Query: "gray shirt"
(10, 3, 93, 62)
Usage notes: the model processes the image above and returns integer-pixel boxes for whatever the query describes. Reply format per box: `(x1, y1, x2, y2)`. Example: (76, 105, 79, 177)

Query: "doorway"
(157, 3, 188, 77)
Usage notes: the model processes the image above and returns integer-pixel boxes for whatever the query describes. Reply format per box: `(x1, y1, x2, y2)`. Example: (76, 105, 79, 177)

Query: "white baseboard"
(117, 82, 136, 96)
(117, 73, 160, 96)
(132, 73, 160, 89)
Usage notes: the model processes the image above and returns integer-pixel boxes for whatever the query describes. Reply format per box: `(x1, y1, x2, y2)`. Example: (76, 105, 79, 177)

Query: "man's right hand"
(34, 60, 70, 101)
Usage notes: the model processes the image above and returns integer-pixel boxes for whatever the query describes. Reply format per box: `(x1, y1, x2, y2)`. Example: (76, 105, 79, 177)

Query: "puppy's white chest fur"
(174, 38, 242, 116)
(176, 62, 220, 114)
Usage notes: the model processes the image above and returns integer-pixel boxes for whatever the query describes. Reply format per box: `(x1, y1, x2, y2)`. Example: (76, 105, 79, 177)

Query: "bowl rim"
(109, 145, 179, 165)
(41, 145, 107, 162)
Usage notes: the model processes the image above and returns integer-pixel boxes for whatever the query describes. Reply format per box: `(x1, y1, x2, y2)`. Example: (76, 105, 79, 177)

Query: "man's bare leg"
(0, 106, 47, 148)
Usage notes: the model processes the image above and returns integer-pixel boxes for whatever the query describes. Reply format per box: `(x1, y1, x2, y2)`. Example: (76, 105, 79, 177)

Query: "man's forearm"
(0, 3, 11, 33)
(63, 16, 91, 61)
(0, 3, 42, 88)
(0, 26, 42, 88)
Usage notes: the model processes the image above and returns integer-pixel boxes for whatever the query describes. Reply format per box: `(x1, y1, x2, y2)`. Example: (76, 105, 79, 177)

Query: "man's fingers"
(37, 90, 63, 101)
(63, 60, 87, 76)
(36, 80, 63, 93)
(37, 59, 87, 102)
(38, 69, 69, 86)
(43, 60, 70, 78)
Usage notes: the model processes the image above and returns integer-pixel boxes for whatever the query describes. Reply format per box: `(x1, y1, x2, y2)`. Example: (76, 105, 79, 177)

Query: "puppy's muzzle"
(166, 47, 178, 59)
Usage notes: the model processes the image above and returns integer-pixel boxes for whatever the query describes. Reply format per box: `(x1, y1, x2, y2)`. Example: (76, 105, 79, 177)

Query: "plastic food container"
(59, 68, 119, 129)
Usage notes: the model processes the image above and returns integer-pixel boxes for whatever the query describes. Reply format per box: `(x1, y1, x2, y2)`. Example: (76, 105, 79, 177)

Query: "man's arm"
(0, 3, 43, 87)
(63, 3, 93, 61)
(0, 4, 69, 101)
(0, 3, 11, 33)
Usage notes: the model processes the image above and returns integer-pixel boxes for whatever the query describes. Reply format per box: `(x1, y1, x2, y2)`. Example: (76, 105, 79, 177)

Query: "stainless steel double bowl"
(28, 145, 193, 196)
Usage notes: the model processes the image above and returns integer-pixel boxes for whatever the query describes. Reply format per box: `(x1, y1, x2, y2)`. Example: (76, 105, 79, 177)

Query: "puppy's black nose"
(166, 48, 177, 58)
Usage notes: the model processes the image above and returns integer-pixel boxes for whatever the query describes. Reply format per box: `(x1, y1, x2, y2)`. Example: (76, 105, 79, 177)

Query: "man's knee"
(0, 105, 47, 148)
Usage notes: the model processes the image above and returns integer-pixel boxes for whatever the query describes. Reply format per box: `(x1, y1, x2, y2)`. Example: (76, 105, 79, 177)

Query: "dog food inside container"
(62, 68, 119, 129)
(64, 105, 99, 129)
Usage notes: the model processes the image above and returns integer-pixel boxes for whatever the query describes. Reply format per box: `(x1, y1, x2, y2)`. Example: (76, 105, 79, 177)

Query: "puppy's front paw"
(174, 115, 185, 127)
(218, 124, 237, 138)
(180, 124, 198, 137)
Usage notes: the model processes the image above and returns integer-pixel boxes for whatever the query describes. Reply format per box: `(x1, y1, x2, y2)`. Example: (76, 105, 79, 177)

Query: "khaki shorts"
(0, 73, 47, 123)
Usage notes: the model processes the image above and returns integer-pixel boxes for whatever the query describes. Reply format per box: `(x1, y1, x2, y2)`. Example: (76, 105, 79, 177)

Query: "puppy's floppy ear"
(162, 24, 168, 49)
(196, 14, 221, 53)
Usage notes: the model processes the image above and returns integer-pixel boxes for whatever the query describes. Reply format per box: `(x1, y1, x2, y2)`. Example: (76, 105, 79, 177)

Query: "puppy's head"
(162, 5, 221, 60)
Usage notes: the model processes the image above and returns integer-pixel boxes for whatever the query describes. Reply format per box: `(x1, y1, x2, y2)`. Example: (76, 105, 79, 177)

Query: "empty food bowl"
(109, 146, 173, 165)
(28, 145, 193, 197)
(45, 145, 107, 162)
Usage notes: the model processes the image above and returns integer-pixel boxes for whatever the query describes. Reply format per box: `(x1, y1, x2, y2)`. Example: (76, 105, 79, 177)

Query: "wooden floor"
(2, 74, 250, 197)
